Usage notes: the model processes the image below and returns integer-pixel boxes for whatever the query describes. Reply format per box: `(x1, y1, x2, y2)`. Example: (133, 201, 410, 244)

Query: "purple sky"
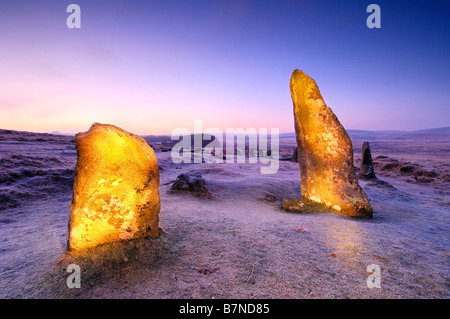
(0, 0, 449, 134)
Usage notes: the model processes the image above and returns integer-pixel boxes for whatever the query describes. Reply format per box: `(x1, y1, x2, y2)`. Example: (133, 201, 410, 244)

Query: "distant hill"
(278, 127, 450, 142)
(141, 135, 173, 143)
(347, 127, 450, 142)
(0, 127, 447, 144)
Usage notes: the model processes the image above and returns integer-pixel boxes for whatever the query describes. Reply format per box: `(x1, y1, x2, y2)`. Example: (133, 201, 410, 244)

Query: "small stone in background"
(359, 141, 376, 179)
(290, 147, 298, 163)
(170, 173, 211, 197)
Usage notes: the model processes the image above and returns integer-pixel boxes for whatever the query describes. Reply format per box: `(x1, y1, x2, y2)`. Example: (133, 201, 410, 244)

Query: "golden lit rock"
(289, 70, 373, 217)
(67, 123, 160, 250)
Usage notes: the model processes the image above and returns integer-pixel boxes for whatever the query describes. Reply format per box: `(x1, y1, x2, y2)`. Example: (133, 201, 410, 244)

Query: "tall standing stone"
(67, 123, 161, 250)
(289, 70, 373, 217)
(359, 141, 376, 179)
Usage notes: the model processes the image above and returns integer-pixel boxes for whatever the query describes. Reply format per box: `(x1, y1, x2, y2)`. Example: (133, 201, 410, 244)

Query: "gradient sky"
(0, 0, 449, 134)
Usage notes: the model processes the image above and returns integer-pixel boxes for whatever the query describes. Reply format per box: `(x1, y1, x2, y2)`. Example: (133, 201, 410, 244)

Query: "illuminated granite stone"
(289, 70, 373, 217)
(67, 123, 160, 250)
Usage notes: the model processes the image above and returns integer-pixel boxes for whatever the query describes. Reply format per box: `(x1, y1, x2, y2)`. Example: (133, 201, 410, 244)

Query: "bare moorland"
(0, 127, 448, 298)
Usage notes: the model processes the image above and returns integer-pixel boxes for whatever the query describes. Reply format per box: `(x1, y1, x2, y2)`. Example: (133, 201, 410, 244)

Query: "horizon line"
(1, 126, 449, 137)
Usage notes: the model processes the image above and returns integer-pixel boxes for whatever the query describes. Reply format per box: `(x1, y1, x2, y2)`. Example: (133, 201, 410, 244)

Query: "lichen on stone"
(67, 123, 161, 250)
(289, 70, 373, 217)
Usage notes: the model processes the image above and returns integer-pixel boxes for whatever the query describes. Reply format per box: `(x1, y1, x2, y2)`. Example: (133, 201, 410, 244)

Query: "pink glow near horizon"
(0, 1, 448, 135)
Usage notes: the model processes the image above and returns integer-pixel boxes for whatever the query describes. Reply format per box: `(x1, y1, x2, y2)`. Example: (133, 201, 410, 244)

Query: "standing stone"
(289, 70, 373, 217)
(290, 147, 298, 163)
(67, 123, 160, 250)
(359, 141, 376, 179)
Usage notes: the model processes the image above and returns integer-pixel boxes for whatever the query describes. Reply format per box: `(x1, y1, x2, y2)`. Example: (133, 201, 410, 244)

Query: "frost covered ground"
(0, 128, 448, 298)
